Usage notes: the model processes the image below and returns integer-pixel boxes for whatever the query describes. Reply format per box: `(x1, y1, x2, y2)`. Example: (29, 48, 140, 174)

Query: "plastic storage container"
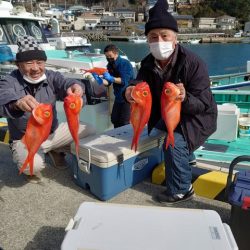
(61, 202, 238, 250)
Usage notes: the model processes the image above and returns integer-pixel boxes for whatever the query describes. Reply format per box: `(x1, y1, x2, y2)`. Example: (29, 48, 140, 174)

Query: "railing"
(210, 72, 250, 87)
(212, 89, 250, 110)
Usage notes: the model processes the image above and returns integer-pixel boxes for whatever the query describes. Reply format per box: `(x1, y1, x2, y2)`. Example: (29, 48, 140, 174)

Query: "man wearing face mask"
(92, 44, 134, 128)
(0, 36, 95, 183)
(125, 0, 217, 204)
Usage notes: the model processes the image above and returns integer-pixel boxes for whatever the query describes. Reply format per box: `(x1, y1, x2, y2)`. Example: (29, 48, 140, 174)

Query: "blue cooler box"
(69, 125, 165, 200)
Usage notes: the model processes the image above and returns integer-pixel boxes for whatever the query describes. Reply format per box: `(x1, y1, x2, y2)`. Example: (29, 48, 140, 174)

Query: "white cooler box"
(69, 125, 165, 200)
(210, 104, 240, 141)
(61, 202, 238, 250)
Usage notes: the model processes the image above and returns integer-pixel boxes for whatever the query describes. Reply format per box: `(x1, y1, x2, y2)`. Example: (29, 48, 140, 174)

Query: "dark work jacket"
(136, 44, 217, 152)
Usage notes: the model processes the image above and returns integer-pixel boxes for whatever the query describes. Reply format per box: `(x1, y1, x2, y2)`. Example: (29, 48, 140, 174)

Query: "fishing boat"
(46, 31, 92, 51)
(128, 34, 147, 43)
(195, 89, 250, 166)
(187, 39, 201, 44)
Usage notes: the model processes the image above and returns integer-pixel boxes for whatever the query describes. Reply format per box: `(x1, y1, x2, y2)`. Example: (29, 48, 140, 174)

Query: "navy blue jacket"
(107, 55, 134, 103)
(136, 44, 217, 152)
(0, 69, 83, 141)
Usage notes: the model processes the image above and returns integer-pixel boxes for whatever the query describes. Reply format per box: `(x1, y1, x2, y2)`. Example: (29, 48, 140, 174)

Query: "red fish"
(19, 104, 53, 176)
(130, 82, 152, 152)
(82, 67, 107, 75)
(64, 94, 83, 158)
(161, 82, 181, 149)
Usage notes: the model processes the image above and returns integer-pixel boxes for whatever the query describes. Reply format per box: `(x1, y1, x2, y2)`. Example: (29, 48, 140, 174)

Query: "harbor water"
(91, 42, 250, 76)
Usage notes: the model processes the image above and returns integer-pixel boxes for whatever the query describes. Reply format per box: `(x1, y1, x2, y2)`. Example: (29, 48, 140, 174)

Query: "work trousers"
(111, 101, 131, 128)
(156, 120, 194, 195)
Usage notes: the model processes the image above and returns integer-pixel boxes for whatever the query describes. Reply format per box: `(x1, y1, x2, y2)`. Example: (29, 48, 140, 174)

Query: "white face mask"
(23, 74, 47, 84)
(149, 41, 174, 61)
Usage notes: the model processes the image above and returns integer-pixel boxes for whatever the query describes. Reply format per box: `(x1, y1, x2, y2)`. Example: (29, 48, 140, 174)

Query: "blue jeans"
(156, 120, 194, 195)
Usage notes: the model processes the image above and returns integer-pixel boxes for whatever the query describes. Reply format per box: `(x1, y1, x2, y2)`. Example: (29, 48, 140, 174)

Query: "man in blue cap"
(125, 0, 218, 204)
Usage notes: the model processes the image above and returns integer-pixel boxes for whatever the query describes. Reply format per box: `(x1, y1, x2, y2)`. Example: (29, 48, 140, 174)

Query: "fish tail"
(131, 134, 139, 152)
(75, 140, 79, 159)
(165, 133, 175, 149)
(19, 157, 30, 175)
(29, 157, 34, 176)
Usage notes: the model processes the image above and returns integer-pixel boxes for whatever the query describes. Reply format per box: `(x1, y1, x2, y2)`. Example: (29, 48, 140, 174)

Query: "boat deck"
(195, 137, 250, 167)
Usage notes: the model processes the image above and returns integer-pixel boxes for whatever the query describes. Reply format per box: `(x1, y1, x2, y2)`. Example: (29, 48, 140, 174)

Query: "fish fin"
(19, 157, 29, 175)
(32, 108, 45, 125)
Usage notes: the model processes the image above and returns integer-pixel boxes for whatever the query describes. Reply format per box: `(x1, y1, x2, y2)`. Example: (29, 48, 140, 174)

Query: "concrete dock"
(0, 143, 232, 250)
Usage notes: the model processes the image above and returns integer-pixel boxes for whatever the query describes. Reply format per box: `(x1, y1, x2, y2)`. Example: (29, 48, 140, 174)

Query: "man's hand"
(125, 86, 135, 103)
(176, 83, 186, 102)
(91, 72, 103, 85)
(67, 83, 84, 96)
(103, 72, 115, 83)
(15, 95, 39, 112)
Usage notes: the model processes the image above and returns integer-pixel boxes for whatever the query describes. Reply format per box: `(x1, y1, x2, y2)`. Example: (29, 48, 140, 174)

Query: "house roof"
(113, 9, 135, 13)
(175, 15, 194, 20)
(100, 16, 120, 21)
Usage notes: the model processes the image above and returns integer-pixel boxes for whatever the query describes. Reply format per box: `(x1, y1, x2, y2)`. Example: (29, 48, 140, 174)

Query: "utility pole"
(30, 0, 33, 13)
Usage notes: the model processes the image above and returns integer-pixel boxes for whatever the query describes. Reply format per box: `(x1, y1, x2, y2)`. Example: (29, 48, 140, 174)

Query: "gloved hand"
(103, 72, 115, 83)
(92, 72, 103, 85)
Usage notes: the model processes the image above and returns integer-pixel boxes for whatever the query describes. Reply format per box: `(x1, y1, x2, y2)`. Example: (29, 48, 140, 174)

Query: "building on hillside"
(73, 17, 85, 30)
(91, 5, 105, 14)
(189, 0, 205, 4)
(244, 22, 250, 34)
(194, 17, 216, 29)
(96, 16, 121, 32)
(175, 14, 194, 29)
(216, 15, 236, 30)
(112, 9, 135, 23)
(81, 13, 101, 30)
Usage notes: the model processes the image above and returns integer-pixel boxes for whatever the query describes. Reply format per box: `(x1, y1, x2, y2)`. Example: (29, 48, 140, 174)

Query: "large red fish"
(161, 82, 181, 149)
(19, 103, 53, 176)
(82, 67, 107, 75)
(64, 94, 83, 158)
(130, 82, 152, 152)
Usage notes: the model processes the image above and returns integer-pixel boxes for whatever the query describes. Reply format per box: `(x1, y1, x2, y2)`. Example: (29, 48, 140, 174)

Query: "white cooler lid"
(61, 202, 238, 250)
(71, 125, 165, 165)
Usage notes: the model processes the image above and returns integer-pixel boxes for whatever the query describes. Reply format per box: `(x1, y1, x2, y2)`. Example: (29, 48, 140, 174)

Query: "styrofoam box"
(69, 125, 165, 200)
(61, 202, 238, 250)
(210, 104, 240, 141)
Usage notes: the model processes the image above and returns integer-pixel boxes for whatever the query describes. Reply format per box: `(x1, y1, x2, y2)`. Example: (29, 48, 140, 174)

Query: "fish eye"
(142, 91, 148, 96)
(44, 111, 50, 117)
(70, 103, 76, 109)
(165, 89, 171, 94)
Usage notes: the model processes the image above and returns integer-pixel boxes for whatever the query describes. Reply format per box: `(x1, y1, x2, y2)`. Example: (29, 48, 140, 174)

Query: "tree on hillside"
(209, 0, 250, 22)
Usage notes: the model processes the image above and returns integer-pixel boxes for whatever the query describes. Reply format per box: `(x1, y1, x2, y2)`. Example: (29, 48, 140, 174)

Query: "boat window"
(4, 20, 27, 43)
(26, 22, 45, 42)
(2, 19, 47, 44)
(0, 26, 8, 44)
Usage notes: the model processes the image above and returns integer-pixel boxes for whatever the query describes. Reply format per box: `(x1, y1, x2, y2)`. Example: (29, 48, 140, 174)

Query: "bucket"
(238, 117, 250, 138)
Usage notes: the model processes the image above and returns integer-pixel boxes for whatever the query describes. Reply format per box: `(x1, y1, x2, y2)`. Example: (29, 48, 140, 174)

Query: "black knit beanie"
(16, 35, 47, 62)
(145, 0, 178, 35)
